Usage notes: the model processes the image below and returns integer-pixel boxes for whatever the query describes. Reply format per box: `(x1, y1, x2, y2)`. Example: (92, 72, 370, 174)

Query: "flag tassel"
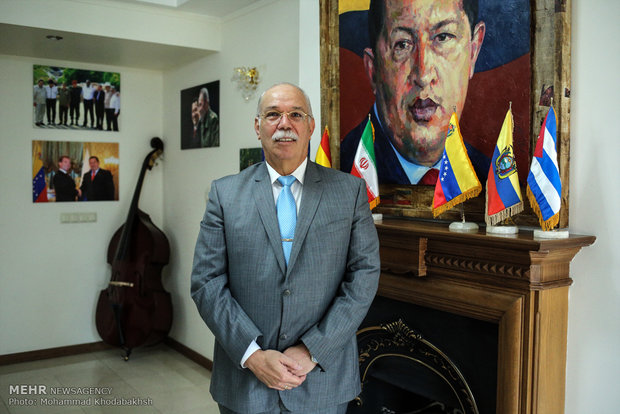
(526, 186, 559, 231)
(432, 185, 481, 218)
(485, 183, 523, 225)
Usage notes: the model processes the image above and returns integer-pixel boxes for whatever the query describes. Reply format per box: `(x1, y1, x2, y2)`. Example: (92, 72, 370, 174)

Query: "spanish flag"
(485, 107, 523, 225)
(432, 113, 481, 217)
(315, 126, 332, 168)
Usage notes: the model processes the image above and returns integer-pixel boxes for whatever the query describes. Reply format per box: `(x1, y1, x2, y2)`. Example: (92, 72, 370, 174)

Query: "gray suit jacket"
(191, 161, 380, 413)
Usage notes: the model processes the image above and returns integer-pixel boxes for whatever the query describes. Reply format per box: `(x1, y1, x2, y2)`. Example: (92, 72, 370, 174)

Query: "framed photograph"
(240, 147, 263, 171)
(32, 140, 119, 203)
(33, 65, 121, 131)
(180, 80, 220, 150)
(321, 0, 571, 227)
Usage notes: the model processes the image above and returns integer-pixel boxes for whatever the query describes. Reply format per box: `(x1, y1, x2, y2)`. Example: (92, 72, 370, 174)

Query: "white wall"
(160, 0, 304, 359)
(0, 55, 164, 354)
(565, 1, 620, 412)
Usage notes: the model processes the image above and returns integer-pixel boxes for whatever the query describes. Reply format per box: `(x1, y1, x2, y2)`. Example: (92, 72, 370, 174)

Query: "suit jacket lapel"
(287, 162, 323, 275)
(252, 163, 287, 274)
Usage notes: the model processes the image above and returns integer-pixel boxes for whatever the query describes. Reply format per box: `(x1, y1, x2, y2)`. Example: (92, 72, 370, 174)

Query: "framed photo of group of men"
(33, 65, 121, 131)
(321, 0, 572, 227)
(32, 64, 121, 203)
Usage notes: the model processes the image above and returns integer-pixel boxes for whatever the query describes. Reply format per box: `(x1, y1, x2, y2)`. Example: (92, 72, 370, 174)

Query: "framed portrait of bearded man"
(321, 0, 571, 227)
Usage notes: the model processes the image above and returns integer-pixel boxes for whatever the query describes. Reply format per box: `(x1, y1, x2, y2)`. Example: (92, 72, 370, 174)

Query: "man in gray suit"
(191, 83, 381, 413)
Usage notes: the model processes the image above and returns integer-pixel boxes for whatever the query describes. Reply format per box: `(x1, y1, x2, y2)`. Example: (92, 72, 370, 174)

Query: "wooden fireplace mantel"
(373, 219, 595, 414)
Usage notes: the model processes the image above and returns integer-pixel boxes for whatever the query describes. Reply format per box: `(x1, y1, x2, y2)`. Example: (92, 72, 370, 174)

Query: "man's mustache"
(271, 130, 299, 142)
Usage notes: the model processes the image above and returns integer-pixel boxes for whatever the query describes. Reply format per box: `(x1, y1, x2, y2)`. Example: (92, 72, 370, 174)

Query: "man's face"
(254, 84, 315, 171)
(198, 94, 208, 119)
(38, 80, 44, 87)
(59, 158, 71, 171)
(89, 158, 99, 171)
(191, 101, 200, 125)
(364, 0, 485, 166)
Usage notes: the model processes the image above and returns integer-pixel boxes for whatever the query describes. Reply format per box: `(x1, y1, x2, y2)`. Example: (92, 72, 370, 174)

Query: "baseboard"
(0, 338, 214, 371)
(164, 337, 213, 371)
(0, 341, 114, 366)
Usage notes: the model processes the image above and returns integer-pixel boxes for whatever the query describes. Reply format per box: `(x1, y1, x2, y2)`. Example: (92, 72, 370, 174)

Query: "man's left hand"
(283, 344, 317, 376)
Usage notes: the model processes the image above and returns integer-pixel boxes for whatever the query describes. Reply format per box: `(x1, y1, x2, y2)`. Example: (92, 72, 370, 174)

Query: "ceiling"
(112, 0, 261, 17)
(0, 0, 261, 70)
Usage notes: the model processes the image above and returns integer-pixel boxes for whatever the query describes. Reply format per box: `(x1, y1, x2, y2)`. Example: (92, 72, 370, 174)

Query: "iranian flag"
(351, 116, 379, 209)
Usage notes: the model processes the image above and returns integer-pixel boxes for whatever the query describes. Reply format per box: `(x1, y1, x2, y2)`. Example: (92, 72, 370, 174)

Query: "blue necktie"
(277, 176, 297, 265)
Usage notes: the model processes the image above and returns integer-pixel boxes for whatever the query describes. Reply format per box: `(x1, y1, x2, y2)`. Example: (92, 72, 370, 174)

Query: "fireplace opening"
(348, 296, 498, 414)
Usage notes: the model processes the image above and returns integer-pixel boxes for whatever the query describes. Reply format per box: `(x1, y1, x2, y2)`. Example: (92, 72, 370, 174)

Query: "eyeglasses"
(259, 110, 312, 124)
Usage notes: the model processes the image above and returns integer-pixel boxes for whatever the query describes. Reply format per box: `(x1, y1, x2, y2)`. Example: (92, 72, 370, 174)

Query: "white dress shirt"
(240, 158, 308, 367)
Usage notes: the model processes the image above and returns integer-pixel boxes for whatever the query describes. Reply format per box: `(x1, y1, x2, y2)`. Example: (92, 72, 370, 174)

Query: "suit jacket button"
(283, 289, 291, 296)
(280, 334, 288, 341)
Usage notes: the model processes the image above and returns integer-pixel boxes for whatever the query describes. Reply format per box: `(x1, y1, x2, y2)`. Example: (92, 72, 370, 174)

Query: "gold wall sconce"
(232, 66, 260, 101)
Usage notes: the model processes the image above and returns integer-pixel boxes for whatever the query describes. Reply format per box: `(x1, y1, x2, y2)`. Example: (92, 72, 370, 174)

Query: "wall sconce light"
(232, 66, 260, 101)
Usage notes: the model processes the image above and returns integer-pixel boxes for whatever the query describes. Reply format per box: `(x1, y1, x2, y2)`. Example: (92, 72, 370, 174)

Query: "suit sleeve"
(300, 178, 380, 370)
(190, 181, 263, 367)
(104, 171, 115, 200)
(53, 174, 77, 200)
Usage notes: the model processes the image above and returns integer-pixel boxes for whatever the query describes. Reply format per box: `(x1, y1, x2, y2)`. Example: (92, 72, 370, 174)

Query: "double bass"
(96, 137, 172, 360)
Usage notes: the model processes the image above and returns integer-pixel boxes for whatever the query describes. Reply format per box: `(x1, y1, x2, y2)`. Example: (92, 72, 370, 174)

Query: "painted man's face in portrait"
(364, 0, 485, 166)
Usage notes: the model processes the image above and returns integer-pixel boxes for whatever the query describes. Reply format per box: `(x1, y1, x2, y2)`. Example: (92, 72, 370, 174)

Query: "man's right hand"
(244, 349, 307, 391)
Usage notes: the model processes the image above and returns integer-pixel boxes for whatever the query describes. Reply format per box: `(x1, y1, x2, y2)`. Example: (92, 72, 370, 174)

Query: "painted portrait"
(33, 65, 121, 131)
(338, 0, 530, 187)
(180, 81, 220, 150)
(33, 140, 119, 203)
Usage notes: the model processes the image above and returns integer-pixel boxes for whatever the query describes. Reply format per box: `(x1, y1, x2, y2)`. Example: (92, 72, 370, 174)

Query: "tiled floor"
(0, 344, 219, 413)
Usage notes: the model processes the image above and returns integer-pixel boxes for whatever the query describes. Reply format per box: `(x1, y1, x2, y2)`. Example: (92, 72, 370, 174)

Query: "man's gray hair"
(199, 87, 209, 103)
(255, 82, 313, 118)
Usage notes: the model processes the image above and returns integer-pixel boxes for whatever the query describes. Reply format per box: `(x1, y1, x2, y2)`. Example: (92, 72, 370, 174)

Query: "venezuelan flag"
(32, 141, 47, 203)
(315, 126, 332, 168)
(485, 108, 523, 225)
(432, 113, 481, 217)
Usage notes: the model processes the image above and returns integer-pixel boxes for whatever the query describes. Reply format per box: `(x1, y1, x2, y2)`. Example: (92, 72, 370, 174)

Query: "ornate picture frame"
(320, 0, 571, 227)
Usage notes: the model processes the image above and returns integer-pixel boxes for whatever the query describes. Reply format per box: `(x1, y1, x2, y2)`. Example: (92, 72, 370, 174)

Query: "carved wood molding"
(372, 219, 595, 413)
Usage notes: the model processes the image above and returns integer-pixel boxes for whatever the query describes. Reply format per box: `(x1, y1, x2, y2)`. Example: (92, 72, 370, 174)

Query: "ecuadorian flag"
(485, 108, 523, 225)
(432, 113, 481, 217)
(527, 105, 561, 230)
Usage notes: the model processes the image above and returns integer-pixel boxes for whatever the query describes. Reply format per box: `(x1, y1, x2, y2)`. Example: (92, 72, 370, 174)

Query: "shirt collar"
(266, 157, 308, 186)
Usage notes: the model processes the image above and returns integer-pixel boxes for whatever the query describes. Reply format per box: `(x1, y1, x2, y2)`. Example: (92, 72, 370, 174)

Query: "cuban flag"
(527, 106, 561, 230)
(433, 113, 481, 217)
(485, 107, 523, 225)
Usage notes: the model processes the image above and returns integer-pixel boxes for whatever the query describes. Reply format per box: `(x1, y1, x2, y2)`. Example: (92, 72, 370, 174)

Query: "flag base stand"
(534, 228, 569, 239)
(487, 225, 519, 235)
(449, 221, 479, 233)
